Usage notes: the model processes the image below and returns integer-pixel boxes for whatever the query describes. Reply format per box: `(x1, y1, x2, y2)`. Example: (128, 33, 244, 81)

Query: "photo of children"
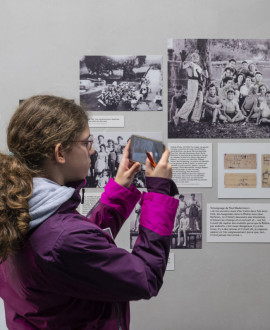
(130, 202, 144, 249)
(130, 193, 202, 249)
(168, 39, 270, 138)
(86, 132, 163, 188)
(80, 55, 162, 111)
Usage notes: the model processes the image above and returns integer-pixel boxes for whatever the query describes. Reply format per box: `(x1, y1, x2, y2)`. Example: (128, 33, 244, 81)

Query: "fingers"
(145, 148, 172, 179)
(122, 140, 131, 159)
(127, 161, 141, 176)
(115, 161, 140, 188)
(145, 157, 154, 176)
(115, 140, 141, 187)
(159, 148, 170, 164)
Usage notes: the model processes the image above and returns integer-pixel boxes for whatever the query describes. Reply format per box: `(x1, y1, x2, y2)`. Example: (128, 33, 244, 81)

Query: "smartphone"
(129, 135, 165, 165)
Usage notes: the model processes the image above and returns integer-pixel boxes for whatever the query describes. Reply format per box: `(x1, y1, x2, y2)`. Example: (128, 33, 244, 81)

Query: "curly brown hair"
(0, 95, 88, 263)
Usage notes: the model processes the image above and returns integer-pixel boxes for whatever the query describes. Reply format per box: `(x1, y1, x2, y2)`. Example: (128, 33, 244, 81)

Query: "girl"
(232, 73, 245, 104)
(258, 84, 268, 99)
(239, 75, 253, 99)
(0, 95, 179, 330)
(94, 143, 108, 176)
(233, 73, 245, 91)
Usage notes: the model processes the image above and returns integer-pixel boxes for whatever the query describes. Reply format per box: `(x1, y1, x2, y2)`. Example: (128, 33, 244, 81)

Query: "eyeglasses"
(72, 134, 94, 151)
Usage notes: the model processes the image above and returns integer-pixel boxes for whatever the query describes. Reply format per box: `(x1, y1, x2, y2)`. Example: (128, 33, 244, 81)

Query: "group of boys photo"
(85, 133, 146, 188)
(171, 193, 202, 249)
(168, 39, 270, 138)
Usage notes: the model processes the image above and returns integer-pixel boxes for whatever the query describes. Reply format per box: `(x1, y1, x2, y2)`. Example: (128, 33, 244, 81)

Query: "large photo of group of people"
(80, 55, 163, 111)
(168, 39, 270, 138)
(130, 193, 202, 249)
(85, 132, 163, 188)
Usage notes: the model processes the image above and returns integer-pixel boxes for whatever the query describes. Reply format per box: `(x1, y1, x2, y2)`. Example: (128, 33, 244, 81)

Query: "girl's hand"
(115, 140, 141, 188)
(145, 148, 172, 179)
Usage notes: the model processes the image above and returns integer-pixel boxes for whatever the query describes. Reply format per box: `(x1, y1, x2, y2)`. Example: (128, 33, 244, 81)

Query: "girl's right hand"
(115, 140, 141, 188)
(145, 148, 172, 179)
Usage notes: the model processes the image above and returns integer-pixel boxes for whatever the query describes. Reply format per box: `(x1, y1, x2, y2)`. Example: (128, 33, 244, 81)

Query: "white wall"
(1, 0, 270, 329)
(0, 299, 6, 329)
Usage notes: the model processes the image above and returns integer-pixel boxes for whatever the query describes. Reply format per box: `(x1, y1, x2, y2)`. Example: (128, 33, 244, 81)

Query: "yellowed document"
(224, 154, 257, 169)
(262, 154, 270, 188)
(224, 173, 257, 188)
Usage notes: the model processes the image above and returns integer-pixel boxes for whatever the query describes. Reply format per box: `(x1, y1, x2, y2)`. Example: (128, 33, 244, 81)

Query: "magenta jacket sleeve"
(100, 178, 141, 219)
(87, 178, 141, 238)
(139, 191, 179, 236)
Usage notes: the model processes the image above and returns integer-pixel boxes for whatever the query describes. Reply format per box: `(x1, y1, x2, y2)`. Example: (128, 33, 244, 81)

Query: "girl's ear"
(54, 143, 66, 164)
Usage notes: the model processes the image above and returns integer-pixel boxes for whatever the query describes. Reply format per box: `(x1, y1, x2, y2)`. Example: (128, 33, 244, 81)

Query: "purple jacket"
(0, 179, 178, 329)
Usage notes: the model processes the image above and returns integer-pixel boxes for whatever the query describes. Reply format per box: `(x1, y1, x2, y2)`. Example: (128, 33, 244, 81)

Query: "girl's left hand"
(115, 140, 141, 188)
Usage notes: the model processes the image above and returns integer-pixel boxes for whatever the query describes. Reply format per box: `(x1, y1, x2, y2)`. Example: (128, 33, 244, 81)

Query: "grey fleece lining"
(28, 178, 75, 230)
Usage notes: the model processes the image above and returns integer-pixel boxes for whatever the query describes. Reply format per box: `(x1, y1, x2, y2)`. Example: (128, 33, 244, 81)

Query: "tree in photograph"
(83, 56, 115, 78)
(197, 39, 212, 92)
(121, 56, 137, 80)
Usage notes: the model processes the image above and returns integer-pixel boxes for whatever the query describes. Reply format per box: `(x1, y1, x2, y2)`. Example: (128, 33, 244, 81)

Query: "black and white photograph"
(80, 55, 163, 111)
(168, 39, 270, 139)
(129, 201, 143, 249)
(130, 193, 202, 249)
(86, 131, 162, 188)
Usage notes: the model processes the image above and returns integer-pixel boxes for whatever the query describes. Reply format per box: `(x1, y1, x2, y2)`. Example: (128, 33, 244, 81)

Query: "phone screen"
(129, 135, 164, 164)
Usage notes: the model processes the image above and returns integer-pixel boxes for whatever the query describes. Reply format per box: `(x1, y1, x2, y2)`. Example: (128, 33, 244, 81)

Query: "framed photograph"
(168, 39, 270, 138)
(80, 55, 162, 111)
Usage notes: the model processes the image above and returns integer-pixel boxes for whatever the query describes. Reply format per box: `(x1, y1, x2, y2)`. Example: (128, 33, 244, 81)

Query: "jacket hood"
(28, 178, 75, 230)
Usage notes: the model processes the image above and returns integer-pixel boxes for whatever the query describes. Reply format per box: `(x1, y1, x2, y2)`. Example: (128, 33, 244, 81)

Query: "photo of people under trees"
(80, 55, 163, 111)
(168, 39, 270, 138)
